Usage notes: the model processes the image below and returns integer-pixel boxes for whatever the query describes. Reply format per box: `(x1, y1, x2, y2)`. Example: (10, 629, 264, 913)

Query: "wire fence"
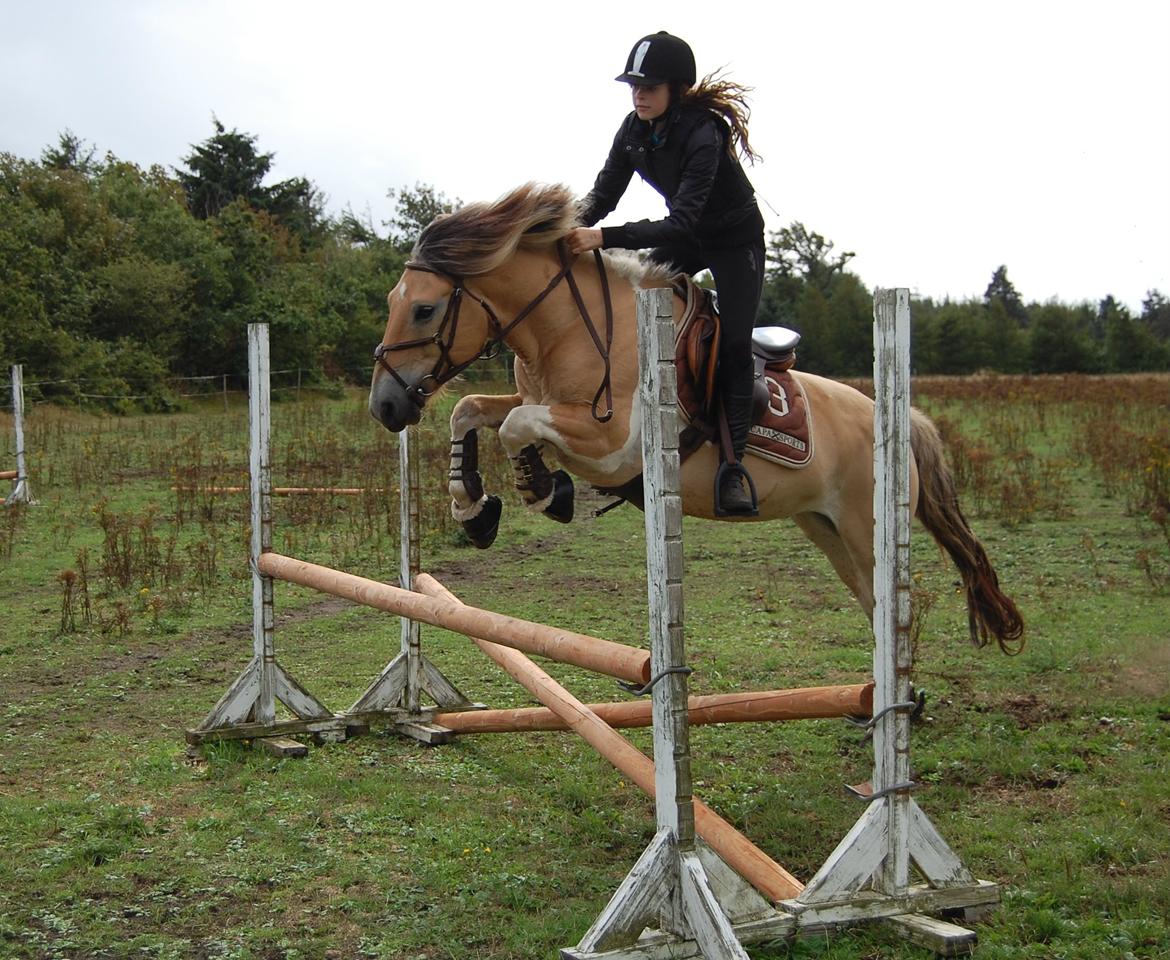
(0, 355, 515, 410)
(0, 368, 325, 409)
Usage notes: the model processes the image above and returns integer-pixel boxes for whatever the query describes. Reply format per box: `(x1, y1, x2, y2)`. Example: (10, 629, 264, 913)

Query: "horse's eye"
(413, 304, 436, 322)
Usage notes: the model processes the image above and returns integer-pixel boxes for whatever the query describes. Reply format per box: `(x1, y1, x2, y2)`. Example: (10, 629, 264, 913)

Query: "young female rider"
(567, 30, 766, 516)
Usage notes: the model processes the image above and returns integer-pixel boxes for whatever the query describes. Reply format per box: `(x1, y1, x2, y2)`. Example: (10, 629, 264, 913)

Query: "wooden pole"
(6, 365, 32, 504)
(433, 683, 873, 733)
(256, 552, 651, 685)
(639, 286, 694, 849)
(192, 325, 337, 740)
(249, 326, 276, 726)
(873, 287, 914, 893)
(400, 425, 422, 713)
(417, 574, 802, 904)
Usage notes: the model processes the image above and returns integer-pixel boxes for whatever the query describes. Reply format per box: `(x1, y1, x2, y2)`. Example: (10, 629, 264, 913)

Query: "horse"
(368, 183, 1024, 654)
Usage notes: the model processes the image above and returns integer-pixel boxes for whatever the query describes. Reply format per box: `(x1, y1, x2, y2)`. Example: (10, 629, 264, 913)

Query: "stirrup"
(713, 460, 759, 517)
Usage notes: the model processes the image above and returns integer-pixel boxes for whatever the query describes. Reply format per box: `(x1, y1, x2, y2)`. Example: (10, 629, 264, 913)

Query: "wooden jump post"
(2, 365, 33, 506)
(776, 289, 999, 951)
(563, 289, 998, 960)
(190, 324, 653, 751)
(189, 326, 348, 755)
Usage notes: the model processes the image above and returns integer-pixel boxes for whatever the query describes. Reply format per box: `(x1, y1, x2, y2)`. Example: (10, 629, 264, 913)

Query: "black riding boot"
(715, 378, 759, 517)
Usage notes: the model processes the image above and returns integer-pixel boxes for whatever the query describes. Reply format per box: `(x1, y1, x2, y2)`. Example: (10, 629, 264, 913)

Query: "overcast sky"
(3, 0, 1167, 311)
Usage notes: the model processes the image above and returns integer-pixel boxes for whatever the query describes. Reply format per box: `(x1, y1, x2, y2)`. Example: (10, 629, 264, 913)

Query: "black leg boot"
(714, 378, 759, 517)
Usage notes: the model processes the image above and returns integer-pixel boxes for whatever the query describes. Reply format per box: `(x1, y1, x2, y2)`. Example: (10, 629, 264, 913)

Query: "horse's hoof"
(463, 495, 502, 548)
(543, 470, 574, 524)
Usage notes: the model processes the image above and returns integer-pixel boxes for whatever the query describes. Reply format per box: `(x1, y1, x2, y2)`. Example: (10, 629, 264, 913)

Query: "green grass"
(0, 376, 1167, 959)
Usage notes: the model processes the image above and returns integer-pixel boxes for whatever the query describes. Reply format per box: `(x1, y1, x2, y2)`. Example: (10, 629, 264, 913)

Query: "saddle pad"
(745, 368, 814, 468)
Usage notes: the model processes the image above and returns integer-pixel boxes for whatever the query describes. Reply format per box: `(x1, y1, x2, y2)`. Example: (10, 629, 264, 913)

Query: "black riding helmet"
(614, 31, 696, 87)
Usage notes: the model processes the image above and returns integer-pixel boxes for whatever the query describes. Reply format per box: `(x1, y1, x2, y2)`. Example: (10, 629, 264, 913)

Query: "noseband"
(373, 241, 615, 422)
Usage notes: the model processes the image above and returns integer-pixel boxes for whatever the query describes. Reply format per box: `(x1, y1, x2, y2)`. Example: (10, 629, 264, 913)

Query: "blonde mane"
(413, 183, 577, 277)
(413, 182, 673, 286)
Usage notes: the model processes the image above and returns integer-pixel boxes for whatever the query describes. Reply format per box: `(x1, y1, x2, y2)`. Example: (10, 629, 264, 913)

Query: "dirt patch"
(973, 774, 1078, 812)
(995, 692, 1071, 730)
(1108, 635, 1170, 700)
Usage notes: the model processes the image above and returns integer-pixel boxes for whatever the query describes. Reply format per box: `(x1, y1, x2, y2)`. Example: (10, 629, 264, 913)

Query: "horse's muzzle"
(368, 376, 423, 432)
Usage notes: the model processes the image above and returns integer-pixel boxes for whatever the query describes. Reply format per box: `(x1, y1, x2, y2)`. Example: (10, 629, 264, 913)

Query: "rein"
(373, 241, 615, 422)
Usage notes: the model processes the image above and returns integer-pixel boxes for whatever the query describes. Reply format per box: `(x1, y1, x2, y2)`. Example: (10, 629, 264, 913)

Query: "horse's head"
(368, 263, 500, 432)
(368, 182, 584, 431)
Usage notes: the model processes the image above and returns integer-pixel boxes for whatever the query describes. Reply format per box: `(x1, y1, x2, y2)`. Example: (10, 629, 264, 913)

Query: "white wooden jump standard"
(192, 325, 340, 753)
(777, 289, 998, 951)
(565, 288, 998, 960)
(192, 323, 478, 751)
(344, 414, 482, 742)
(3, 365, 33, 505)
(564, 287, 771, 960)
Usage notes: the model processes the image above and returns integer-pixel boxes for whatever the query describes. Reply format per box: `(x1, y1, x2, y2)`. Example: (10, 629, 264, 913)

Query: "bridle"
(373, 240, 616, 422)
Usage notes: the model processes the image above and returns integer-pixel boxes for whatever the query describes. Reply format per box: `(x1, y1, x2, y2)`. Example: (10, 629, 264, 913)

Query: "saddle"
(595, 277, 813, 512)
(671, 275, 814, 469)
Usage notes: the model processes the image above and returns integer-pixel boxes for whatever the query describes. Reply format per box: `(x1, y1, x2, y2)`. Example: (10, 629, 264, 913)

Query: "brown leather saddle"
(595, 277, 813, 511)
(671, 275, 813, 469)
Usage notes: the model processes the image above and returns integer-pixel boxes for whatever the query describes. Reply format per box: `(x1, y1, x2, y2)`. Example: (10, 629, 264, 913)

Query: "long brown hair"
(676, 71, 761, 164)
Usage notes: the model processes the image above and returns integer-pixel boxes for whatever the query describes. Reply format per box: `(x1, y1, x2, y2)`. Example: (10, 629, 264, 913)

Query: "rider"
(567, 30, 766, 516)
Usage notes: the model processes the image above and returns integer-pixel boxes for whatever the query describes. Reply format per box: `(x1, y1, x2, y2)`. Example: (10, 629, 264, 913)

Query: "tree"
(177, 118, 326, 246)
(177, 119, 273, 219)
(1103, 295, 1168, 371)
(932, 301, 991, 374)
(766, 222, 854, 295)
(338, 206, 381, 246)
(265, 175, 329, 247)
(758, 221, 856, 339)
(41, 130, 100, 175)
(1028, 303, 1098, 373)
(385, 182, 461, 252)
(983, 265, 1028, 327)
(824, 273, 874, 376)
(1141, 289, 1170, 342)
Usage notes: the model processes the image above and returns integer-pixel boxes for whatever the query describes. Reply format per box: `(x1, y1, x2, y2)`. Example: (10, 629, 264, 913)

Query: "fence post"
(5, 365, 33, 505)
(249, 325, 277, 725)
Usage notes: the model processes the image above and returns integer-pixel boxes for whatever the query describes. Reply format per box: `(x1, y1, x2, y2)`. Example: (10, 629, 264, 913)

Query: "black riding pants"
(649, 238, 766, 396)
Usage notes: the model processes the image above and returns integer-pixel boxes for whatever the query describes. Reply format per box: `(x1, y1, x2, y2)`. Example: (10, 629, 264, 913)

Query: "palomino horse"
(369, 183, 1023, 653)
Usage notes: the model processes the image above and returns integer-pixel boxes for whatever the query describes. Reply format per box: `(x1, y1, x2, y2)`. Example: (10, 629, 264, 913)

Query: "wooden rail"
(256, 552, 652, 685)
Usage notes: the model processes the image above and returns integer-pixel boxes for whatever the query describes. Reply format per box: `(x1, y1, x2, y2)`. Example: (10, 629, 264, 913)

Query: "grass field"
(0, 372, 1168, 960)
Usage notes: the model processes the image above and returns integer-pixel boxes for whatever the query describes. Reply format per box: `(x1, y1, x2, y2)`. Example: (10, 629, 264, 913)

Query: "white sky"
(3, 0, 1167, 311)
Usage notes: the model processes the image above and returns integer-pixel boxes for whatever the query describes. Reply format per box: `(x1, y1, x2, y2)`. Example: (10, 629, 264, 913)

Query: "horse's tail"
(910, 409, 1025, 654)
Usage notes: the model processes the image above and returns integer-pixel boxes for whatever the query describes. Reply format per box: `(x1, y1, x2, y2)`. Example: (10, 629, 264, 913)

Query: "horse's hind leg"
(449, 394, 523, 548)
(509, 443, 574, 523)
(792, 511, 876, 622)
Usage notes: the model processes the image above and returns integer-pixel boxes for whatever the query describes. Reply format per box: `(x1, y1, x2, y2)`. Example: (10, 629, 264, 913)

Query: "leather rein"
(373, 241, 615, 423)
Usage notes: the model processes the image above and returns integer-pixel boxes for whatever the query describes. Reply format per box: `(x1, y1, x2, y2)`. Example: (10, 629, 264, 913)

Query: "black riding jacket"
(578, 104, 763, 251)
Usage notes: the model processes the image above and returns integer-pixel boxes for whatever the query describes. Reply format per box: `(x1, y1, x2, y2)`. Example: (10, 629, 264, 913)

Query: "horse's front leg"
(449, 393, 522, 548)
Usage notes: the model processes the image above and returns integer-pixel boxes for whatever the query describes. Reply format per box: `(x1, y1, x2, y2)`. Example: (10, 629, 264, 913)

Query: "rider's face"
(630, 82, 670, 122)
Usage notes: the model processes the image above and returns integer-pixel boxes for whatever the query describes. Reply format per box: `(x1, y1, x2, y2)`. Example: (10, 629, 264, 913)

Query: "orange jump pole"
(0, 470, 15, 481)
(417, 574, 804, 904)
(434, 683, 873, 733)
(256, 552, 651, 686)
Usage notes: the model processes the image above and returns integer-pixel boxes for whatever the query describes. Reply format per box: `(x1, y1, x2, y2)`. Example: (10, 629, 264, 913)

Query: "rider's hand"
(566, 228, 603, 256)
